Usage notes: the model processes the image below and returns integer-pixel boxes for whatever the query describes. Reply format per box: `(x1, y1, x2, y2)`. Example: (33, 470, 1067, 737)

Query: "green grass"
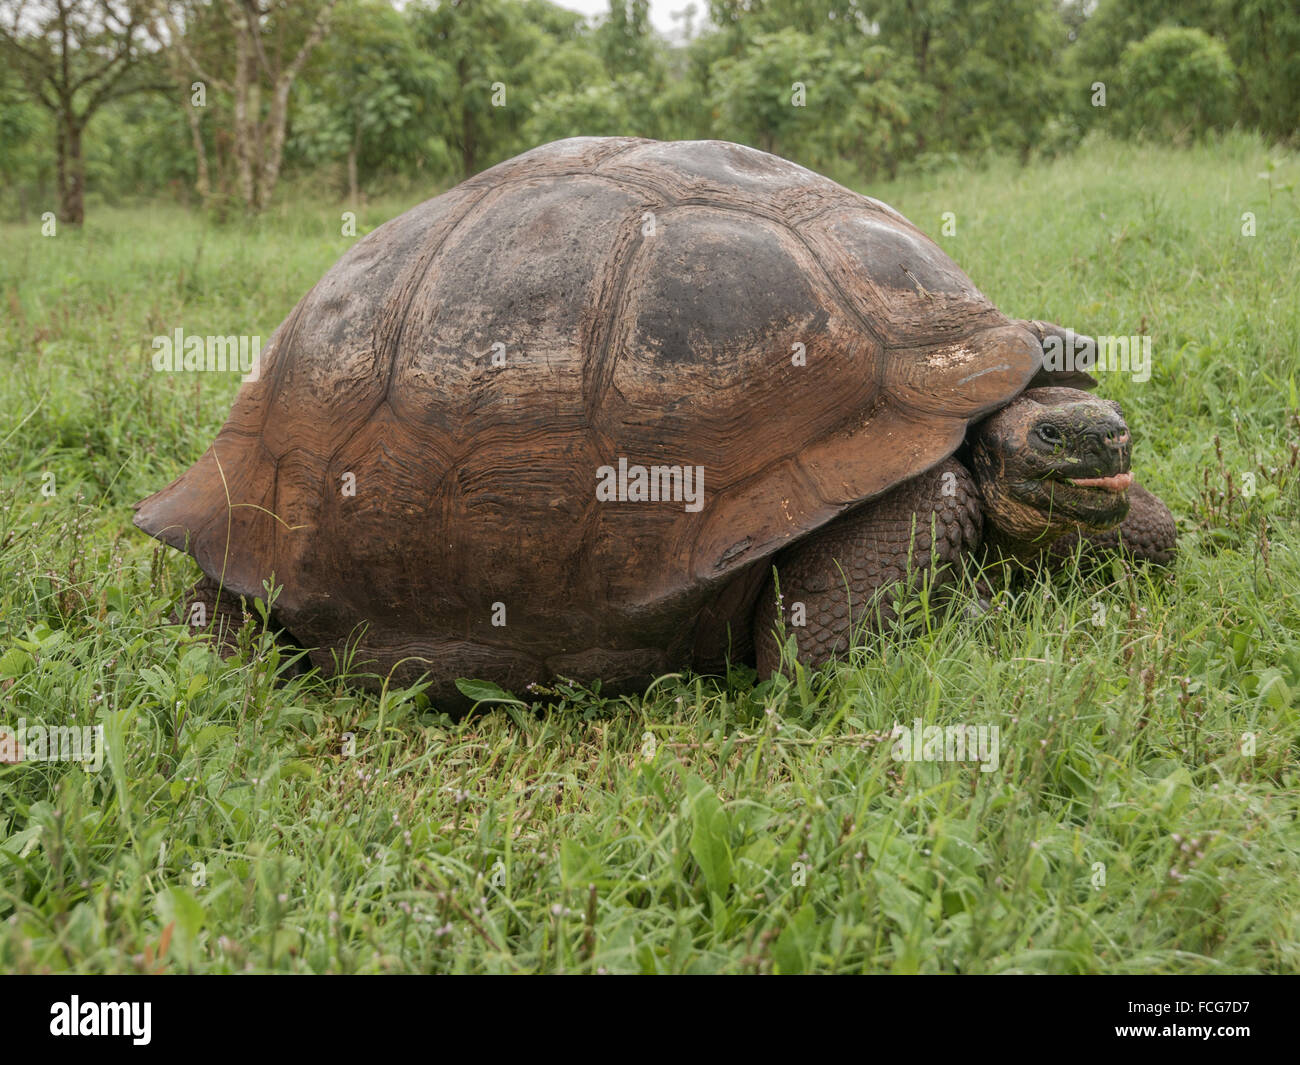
(1, 132, 1299, 973)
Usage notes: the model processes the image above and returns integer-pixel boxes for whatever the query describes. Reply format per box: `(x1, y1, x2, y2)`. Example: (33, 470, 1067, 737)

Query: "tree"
(707, 25, 926, 177)
(408, 0, 580, 179)
(159, 0, 338, 212)
(710, 30, 830, 157)
(1212, 0, 1300, 142)
(289, 1, 435, 204)
(871, 0, 1067, 159)
(0, 0, 165, 224)
(0, 64, 44, 215)
(596, 0, 656, 76)
(1115, 26, 1235, 140)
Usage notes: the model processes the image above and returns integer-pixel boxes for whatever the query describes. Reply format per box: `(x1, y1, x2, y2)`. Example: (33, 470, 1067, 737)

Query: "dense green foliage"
(1, 136, 1297, 972)
(1, 0, 1297, 218)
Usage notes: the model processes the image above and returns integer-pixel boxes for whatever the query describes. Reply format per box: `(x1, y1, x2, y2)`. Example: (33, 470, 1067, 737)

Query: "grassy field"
(1, 133, 1298, 973)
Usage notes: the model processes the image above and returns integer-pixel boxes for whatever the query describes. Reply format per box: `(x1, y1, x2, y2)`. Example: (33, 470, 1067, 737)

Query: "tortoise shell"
(135, 136, 1042, 697)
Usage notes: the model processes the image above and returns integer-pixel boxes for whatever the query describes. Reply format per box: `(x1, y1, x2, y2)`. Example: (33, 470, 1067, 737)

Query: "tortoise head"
(969, 386, 1132, 551)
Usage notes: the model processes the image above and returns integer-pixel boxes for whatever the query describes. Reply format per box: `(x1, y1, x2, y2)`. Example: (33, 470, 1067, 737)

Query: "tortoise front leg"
(753, 458, 983, 676)
(1049, 480, 1177, 566)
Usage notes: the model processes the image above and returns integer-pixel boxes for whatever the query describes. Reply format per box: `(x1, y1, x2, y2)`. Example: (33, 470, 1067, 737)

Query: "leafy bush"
(1115, 27, 1236, 141)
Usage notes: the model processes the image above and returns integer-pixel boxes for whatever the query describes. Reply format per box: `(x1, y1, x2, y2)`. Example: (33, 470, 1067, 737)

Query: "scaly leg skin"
(753, 458, 982, 677)
(177, 573, 251, 654)
(177, 575, 311, 676)
(1048, 481, 1177, 567)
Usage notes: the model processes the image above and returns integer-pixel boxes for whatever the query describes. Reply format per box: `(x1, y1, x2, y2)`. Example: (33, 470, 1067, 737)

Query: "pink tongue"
(1069, 471, 1133, 491)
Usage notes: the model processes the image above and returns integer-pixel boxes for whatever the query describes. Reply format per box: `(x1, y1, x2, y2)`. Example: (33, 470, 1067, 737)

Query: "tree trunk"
(60, 119, 85, 226)
(231, 19, 256, 210)
(161, 0, 336, 213)
(347, 119, 360, 206)
(251, 80, 266, 206)
(187, 103, 210, 202)
(461, 104, 476, 178)
(257, 78, 294, 208)
(55, 119, 68, 221)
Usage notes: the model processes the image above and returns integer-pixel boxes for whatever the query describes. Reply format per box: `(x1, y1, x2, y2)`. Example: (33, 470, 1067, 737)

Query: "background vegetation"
(1, 0, 1297, 222)
(0, 1, 1298, 973)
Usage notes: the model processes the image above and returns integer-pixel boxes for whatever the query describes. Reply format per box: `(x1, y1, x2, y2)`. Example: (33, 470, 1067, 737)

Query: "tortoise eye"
(1037, 424, 1063, 445)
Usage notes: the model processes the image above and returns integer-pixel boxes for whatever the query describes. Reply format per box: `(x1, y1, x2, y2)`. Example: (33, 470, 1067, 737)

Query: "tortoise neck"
(980, 524, 1058, 568)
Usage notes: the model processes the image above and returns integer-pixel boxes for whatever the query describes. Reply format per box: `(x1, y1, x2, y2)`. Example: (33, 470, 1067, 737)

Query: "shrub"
(1116, 27, 1236, 141)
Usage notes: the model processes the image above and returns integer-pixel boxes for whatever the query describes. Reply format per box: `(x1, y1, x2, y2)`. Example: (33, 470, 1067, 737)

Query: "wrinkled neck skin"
(969, 446, 1094, 570)
(979, 516, 1063, 569)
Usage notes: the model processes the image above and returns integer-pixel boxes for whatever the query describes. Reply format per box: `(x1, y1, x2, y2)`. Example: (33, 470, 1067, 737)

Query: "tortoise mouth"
(1060, 471, 1133, 493)
(1005, 470, 1131, 532)
(1032, 475, 1131, 528)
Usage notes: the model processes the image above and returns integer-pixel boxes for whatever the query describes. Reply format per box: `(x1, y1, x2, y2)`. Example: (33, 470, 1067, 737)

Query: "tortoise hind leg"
(753, 458, 982, 677)
(178, 574, 248, 653)
(177, 575, 309, 674)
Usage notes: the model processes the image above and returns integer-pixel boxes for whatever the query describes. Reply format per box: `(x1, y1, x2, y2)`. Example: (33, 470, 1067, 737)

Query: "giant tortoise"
(135, 137, 1175, 704)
